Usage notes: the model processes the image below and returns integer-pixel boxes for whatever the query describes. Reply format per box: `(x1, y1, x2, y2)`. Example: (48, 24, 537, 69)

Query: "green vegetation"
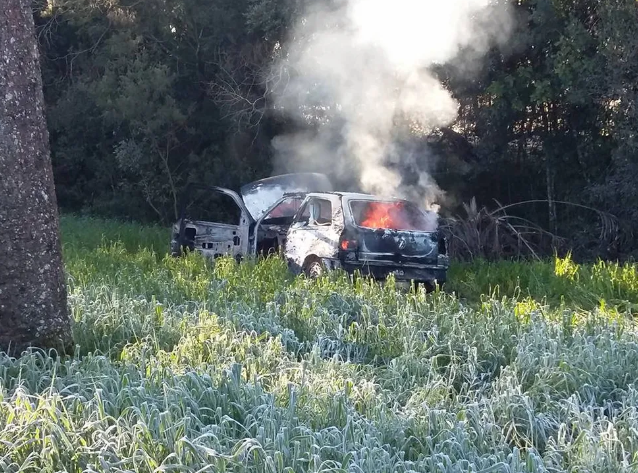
(1, 215, 638, 472)
(37, 0, 638, 258)
(449, 256, 638, 312)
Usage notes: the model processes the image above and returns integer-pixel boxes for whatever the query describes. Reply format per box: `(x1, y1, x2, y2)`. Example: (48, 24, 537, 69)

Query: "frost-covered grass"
(1, 215, 638, 472)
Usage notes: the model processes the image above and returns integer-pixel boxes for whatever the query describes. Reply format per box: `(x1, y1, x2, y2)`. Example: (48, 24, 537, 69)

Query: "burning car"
(170, 173, 449, 289)
(284, 192, 449, 289)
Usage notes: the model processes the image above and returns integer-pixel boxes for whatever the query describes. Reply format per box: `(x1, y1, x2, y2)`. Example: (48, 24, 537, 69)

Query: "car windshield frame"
(260, 195, 305, 224)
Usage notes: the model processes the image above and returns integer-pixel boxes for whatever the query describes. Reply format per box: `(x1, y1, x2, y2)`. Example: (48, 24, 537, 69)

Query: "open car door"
(171, 173, 334, 260)
(171, 184, 253, 260)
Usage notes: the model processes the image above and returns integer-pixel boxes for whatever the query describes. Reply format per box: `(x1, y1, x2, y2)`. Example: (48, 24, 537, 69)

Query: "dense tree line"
(35, 0, 638, 258)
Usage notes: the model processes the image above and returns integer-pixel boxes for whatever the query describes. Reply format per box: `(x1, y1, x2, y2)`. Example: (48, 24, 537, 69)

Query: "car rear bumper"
(340, 260, 447, 284)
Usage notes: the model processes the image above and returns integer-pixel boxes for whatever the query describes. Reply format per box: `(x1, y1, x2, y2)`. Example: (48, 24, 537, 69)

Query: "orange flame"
(360, 202, 407, 229)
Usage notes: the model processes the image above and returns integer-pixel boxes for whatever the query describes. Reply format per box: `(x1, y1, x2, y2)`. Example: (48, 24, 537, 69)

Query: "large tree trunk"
(0, 0, 72, 355)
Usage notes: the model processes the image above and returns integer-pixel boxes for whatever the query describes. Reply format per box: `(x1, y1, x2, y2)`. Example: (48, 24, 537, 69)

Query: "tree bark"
(0, 0, 72, 356)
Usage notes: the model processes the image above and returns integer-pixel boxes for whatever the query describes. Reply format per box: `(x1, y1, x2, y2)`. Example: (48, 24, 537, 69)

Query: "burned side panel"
(171, 219, 249, 259)
(285, 226, 341, 272)
(284, 194, 344, 273)
(171, 184, 253, 259)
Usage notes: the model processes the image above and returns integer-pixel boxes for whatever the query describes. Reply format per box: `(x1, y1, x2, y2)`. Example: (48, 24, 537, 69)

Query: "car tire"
(305, 258, 324, 279)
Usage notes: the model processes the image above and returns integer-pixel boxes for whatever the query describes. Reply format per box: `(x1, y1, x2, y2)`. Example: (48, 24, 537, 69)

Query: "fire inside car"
(349, 200, 437, 232)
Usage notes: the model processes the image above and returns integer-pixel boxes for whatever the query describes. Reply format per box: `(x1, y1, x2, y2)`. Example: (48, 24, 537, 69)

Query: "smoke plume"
(269, 0, 512, 208)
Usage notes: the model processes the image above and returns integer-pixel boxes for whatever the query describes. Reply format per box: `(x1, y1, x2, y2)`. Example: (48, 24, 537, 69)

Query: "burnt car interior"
(254, 194, 305, 255)
(349, 199, 436, 232)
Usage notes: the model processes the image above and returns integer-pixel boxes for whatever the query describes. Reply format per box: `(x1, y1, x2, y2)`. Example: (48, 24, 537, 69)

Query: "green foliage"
(2, 216, 638, 471)
(37, 0, 269, 223)
(448, 253, 638, 312)
(444, 0, 638, 257)
(36, 0, 638, 256)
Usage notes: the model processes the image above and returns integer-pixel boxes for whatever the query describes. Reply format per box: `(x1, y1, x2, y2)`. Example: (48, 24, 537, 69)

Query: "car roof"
(303, 191, 408, 202)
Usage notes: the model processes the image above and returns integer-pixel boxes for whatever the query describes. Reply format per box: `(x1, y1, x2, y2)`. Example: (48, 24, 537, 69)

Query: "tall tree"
(0, 0, 72, 355)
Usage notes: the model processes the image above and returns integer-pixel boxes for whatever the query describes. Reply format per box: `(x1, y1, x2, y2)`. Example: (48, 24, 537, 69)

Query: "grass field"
(1, 215, 638, 472)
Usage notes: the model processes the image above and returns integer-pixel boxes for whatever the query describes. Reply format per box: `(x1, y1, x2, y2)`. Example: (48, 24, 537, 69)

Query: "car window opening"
(300, 199, 332, 226)
(349, 200, 436, 232)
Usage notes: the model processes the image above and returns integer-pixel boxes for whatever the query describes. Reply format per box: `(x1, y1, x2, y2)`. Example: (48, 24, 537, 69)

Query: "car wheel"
(305, 259, 324, 279)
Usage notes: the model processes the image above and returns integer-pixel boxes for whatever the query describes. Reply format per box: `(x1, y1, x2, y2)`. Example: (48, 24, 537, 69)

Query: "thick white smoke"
(270, 0, 512, 209)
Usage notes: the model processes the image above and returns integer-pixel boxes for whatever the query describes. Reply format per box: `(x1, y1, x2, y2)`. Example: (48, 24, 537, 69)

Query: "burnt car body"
(284, 192, 449, 288)
(170, 173, 333, 259)
(171, 173, 449, 288)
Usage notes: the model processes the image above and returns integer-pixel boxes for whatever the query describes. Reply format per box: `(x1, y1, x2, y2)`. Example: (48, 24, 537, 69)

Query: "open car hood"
(240, 173, 333, 220)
